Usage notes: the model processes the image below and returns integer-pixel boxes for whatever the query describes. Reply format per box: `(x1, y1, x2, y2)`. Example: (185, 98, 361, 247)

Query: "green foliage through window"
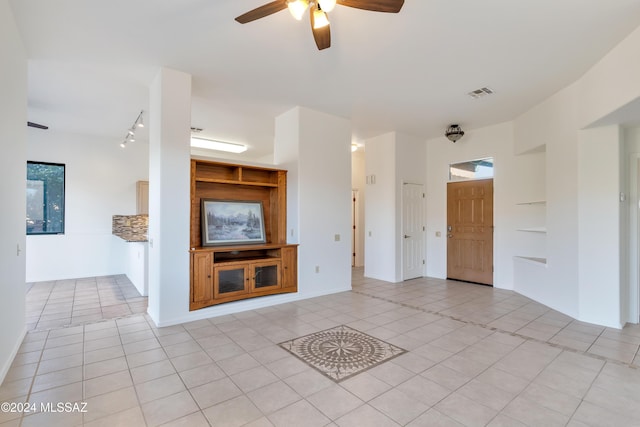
(26, 161, 65, 235)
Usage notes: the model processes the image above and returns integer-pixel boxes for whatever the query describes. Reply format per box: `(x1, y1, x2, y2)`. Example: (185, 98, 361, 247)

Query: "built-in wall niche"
(514, 149, 547, 266)
(189, 160, 298, 310)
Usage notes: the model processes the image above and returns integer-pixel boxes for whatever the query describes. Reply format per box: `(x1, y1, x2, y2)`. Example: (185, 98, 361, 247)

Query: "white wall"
(297, 107, 352, 292)
(578, 126, 622, 326)
(363, 132, 427, 282)
(274, 107, 352, 294)
(626, 126, 640, 324)
(25, 130, 149, 282)
(395, 133, 427, 279)
(364, 133, 397, 281)
(120, 241, 148, 296)
(0, 0, 27, 383)
(426, 122, 547, 290)
(147, 68, 192, 326)
(512, 24, 640, 327)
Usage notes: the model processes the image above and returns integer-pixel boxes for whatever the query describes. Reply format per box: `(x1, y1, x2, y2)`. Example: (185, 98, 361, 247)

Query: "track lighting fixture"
(119, 110, 144, 148)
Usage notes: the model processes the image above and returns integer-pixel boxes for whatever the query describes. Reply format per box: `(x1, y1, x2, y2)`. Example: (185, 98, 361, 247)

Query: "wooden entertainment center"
(189, 159, 298, 310)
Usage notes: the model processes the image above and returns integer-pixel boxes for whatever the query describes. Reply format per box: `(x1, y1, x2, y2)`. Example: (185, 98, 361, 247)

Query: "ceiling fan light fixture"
(318, 0, 336, 13)
(313, 8, 330, 29)
(287, 0, 309, 20)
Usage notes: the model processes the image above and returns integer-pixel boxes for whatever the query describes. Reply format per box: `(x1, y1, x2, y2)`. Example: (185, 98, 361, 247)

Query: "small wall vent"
(467, 87, 494, 99)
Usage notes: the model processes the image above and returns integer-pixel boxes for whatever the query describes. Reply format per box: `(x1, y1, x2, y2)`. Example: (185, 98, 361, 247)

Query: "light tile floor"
(2, 269, 640, 426)
(25, 275, 148, 331)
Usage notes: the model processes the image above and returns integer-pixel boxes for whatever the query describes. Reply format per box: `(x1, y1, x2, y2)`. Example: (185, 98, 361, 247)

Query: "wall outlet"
(435, 231, 441, 237)
(315, 265, 320, 273)
(368, 231, 372, 237)
(291, 228, 294, 237)
(334, 234, 340, 242)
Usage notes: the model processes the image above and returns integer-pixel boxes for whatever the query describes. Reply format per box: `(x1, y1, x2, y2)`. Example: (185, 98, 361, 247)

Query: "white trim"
(628, 154, 640, 323)
(0, 327, 27, 385)
(149, 285, 352, 328)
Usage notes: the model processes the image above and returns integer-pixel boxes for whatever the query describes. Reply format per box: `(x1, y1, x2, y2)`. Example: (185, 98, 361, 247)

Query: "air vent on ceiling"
(467, 87, 494, 99)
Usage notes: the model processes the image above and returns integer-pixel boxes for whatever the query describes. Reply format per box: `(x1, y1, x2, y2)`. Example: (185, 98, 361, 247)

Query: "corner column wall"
(147, 68, 192, 325)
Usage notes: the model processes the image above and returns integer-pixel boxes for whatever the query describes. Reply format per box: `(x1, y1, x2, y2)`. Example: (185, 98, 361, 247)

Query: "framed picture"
(201, 199, 266, 246)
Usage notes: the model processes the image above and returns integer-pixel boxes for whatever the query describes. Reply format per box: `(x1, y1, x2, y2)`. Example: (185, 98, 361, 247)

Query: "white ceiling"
(10, 0, 640, 160)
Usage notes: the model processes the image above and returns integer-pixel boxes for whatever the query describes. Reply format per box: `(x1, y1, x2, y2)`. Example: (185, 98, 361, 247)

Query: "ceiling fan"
(235, 0, 404, 50)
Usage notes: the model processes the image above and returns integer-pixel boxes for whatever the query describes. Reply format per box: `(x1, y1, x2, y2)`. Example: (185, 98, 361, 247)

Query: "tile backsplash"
(112, 214, 148, 242)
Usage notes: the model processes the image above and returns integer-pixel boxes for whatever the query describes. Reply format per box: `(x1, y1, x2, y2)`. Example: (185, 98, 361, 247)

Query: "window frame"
(448, 157, 494, 182)
(26, 160, 66, 235)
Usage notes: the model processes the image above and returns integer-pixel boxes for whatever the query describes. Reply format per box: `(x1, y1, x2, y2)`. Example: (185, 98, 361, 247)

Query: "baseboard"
(0, 326, 27, 385)
(149, 284, 353, 328)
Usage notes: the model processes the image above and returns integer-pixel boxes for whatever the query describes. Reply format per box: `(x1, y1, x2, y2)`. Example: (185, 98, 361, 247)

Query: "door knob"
(447, 234, 453, 238)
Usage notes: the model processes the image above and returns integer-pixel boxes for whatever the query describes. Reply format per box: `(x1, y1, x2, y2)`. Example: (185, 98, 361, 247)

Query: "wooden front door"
(447, 179, 494, 285)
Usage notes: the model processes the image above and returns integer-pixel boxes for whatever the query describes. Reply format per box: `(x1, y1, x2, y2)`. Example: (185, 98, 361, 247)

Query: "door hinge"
(422, 260, 425, 265)
(423, 193, 425, 198)
(422, 226, 425, 231)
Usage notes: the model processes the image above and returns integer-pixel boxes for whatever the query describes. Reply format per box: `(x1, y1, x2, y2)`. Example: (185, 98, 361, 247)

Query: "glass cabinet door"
(251, 261, 281, 292)
(214, 266, 248, 298)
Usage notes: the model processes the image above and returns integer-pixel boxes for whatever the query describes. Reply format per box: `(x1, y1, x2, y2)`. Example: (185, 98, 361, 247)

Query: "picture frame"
(201, 199, 266, 246)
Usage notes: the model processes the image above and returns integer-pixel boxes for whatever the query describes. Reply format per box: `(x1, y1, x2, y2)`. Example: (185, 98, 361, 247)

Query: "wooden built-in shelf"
(189, 160, 297, 310)
(194, 177, 279, 187)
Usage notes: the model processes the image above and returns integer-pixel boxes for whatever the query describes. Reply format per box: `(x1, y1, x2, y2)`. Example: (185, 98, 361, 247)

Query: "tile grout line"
(351, 289, 638, 371)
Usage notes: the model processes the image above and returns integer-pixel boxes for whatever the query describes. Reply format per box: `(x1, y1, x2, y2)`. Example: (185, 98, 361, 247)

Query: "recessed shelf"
(514, 256, 547, 265)
(194, 177, 279, 187)
(516, 227, 547, 233)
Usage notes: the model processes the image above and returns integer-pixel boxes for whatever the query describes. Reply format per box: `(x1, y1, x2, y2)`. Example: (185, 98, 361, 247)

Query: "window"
(449, 157, 494, 181)
(26, 161, 65, 235)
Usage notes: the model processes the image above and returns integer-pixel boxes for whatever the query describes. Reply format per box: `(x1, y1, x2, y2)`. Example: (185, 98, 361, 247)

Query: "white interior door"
(402, 183, 425, 280)
(352, 190, 357, 267)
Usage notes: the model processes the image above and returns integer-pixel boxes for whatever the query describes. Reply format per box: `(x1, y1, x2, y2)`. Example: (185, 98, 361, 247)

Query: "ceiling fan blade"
(310, 4, 331, 50)
(336, 0, 404, 13)
(235, 0, 288, 24)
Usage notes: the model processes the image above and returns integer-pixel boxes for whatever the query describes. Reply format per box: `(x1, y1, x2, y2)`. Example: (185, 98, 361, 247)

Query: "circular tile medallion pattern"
(279, 325, 407, 382)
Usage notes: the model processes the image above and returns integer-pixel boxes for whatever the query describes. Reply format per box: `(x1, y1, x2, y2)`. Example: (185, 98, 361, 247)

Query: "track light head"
(119, 111, 144, 148)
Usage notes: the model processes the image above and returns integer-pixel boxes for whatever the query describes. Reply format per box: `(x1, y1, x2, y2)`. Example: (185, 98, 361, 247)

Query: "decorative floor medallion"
(279, 325, 407, 382)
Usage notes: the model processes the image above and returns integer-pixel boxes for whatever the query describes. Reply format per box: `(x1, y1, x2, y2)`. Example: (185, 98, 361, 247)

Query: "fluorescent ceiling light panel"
(191, 137, 247, 153)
